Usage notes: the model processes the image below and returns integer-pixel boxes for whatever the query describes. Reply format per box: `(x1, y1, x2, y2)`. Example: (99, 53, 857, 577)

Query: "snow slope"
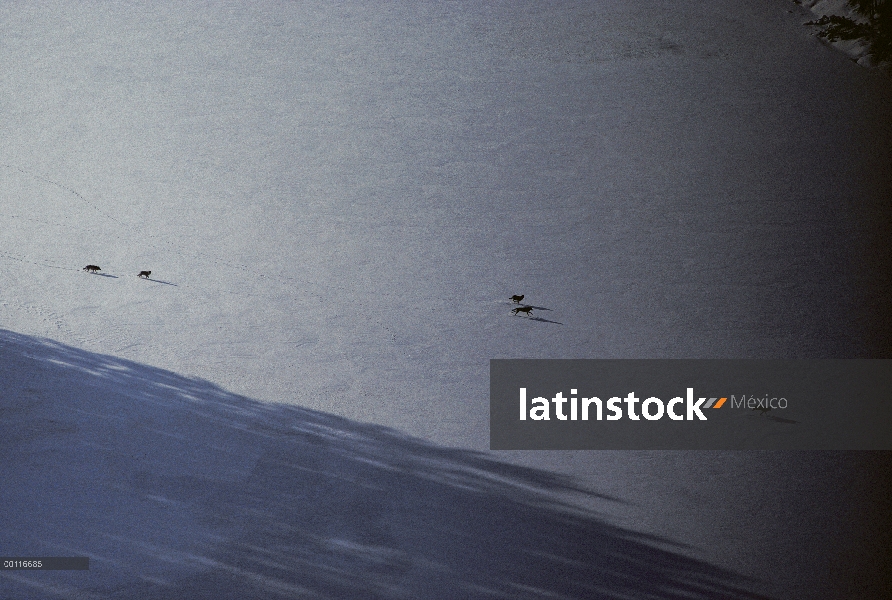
(3, 330, 793, 599)
(2, 1, 891, 598)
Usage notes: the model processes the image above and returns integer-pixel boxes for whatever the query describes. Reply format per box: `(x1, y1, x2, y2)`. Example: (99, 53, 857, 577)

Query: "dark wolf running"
(137, 271, 151, 278)
(512, 306, 533, 316)
(510, 294, 524, 304)
(83, 265, 101, 273)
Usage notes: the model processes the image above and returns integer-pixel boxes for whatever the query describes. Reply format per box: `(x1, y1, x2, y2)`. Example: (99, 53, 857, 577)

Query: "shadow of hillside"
(0, 329, 773, 599)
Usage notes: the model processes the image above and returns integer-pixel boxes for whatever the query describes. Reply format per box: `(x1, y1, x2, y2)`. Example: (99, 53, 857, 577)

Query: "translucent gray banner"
(490, 360, 892, 450)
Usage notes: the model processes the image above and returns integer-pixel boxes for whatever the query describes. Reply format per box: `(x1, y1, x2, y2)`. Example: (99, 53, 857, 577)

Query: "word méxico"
(518, 388, 722, 421)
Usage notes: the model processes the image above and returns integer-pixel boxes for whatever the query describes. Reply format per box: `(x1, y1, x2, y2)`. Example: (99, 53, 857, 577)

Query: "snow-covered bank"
(1, 330, 779, 599)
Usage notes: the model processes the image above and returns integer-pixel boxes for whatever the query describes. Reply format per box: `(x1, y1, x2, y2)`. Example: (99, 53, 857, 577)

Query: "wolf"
(83, 265, 101, 273)
(511, 306, 533, 316)
(137, 271, 151, 278)
(510, 294, 525, 304)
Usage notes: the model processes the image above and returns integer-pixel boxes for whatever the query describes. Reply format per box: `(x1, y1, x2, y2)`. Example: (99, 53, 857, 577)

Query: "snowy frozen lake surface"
(2, 1, 890, 598)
